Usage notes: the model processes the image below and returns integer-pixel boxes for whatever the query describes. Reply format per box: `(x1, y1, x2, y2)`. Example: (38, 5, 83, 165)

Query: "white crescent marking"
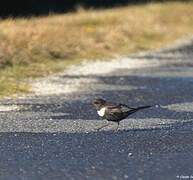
(97, 107, 106, 117)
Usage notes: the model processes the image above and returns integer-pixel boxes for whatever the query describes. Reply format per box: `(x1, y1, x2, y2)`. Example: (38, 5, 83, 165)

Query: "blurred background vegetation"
(0, 0, 193, 97)
(0, 0, 193, 17)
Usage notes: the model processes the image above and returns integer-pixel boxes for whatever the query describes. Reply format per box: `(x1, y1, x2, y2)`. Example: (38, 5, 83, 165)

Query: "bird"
(92, 98, 152, 131)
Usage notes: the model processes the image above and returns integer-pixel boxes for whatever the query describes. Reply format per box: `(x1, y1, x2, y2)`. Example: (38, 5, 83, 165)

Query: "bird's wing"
(104, 103, 150, 121)
(106, 105, 122, 113)
(104, 105, 121, 119)
(105, 104, 130, 121)
(119, 104, 135, 112)
(106, 104, 133, 113)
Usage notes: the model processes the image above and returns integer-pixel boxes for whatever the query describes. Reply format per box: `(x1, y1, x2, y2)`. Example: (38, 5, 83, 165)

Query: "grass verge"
(0, 1, 193, 97)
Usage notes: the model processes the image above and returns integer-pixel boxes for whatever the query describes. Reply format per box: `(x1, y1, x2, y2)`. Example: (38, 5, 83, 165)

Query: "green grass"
(0, 1, 193, 97)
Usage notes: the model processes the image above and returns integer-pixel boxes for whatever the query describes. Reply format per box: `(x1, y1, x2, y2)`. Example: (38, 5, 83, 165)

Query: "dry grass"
(0, 1, 193, 97)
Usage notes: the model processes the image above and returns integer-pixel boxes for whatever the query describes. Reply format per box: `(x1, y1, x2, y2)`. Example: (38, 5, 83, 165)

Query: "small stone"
(155, 105, 159, 108)
(128, 153, 133, 157)
(124, 175, 129, 179)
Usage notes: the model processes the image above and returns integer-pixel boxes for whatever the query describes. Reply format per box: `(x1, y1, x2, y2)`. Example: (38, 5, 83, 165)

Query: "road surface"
(0, 38, 193, 180)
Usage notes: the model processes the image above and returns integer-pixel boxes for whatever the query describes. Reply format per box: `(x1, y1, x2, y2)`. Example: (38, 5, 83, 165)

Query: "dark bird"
(92, 98, 152, 131)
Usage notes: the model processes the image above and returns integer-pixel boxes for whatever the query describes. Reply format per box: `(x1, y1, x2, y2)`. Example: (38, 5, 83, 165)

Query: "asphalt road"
(0, 38, 193, 180)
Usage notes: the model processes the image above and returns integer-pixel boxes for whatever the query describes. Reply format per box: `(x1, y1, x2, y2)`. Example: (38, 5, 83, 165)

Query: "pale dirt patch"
(30, 58, 157, 96)
(165, 102, 193, 112)
(30, 36, 193, 96)
(0, 105, 20, 112)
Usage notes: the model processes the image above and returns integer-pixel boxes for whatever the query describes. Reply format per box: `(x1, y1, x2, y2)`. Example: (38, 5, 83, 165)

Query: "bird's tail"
(135, 105, 152, 110)
(128, 105, 152, 114)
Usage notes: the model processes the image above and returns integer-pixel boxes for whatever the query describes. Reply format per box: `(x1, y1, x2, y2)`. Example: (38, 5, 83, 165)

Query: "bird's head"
(92, 98, 106, 110)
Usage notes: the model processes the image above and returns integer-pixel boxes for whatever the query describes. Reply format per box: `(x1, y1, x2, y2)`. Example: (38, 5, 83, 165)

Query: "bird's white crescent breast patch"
(97, 107, 106, 117)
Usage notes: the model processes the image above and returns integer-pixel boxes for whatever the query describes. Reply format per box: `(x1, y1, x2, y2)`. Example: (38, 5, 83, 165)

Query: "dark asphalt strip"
(0, 124, 192, 180)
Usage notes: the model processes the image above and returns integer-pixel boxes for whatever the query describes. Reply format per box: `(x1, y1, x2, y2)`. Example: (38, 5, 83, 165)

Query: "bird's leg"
(96, 123, 110, 131)
(114, 121, 120, 132)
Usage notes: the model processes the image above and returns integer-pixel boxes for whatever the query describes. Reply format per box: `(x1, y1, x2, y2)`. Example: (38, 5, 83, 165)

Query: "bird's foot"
(114, 122, 120, 132)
